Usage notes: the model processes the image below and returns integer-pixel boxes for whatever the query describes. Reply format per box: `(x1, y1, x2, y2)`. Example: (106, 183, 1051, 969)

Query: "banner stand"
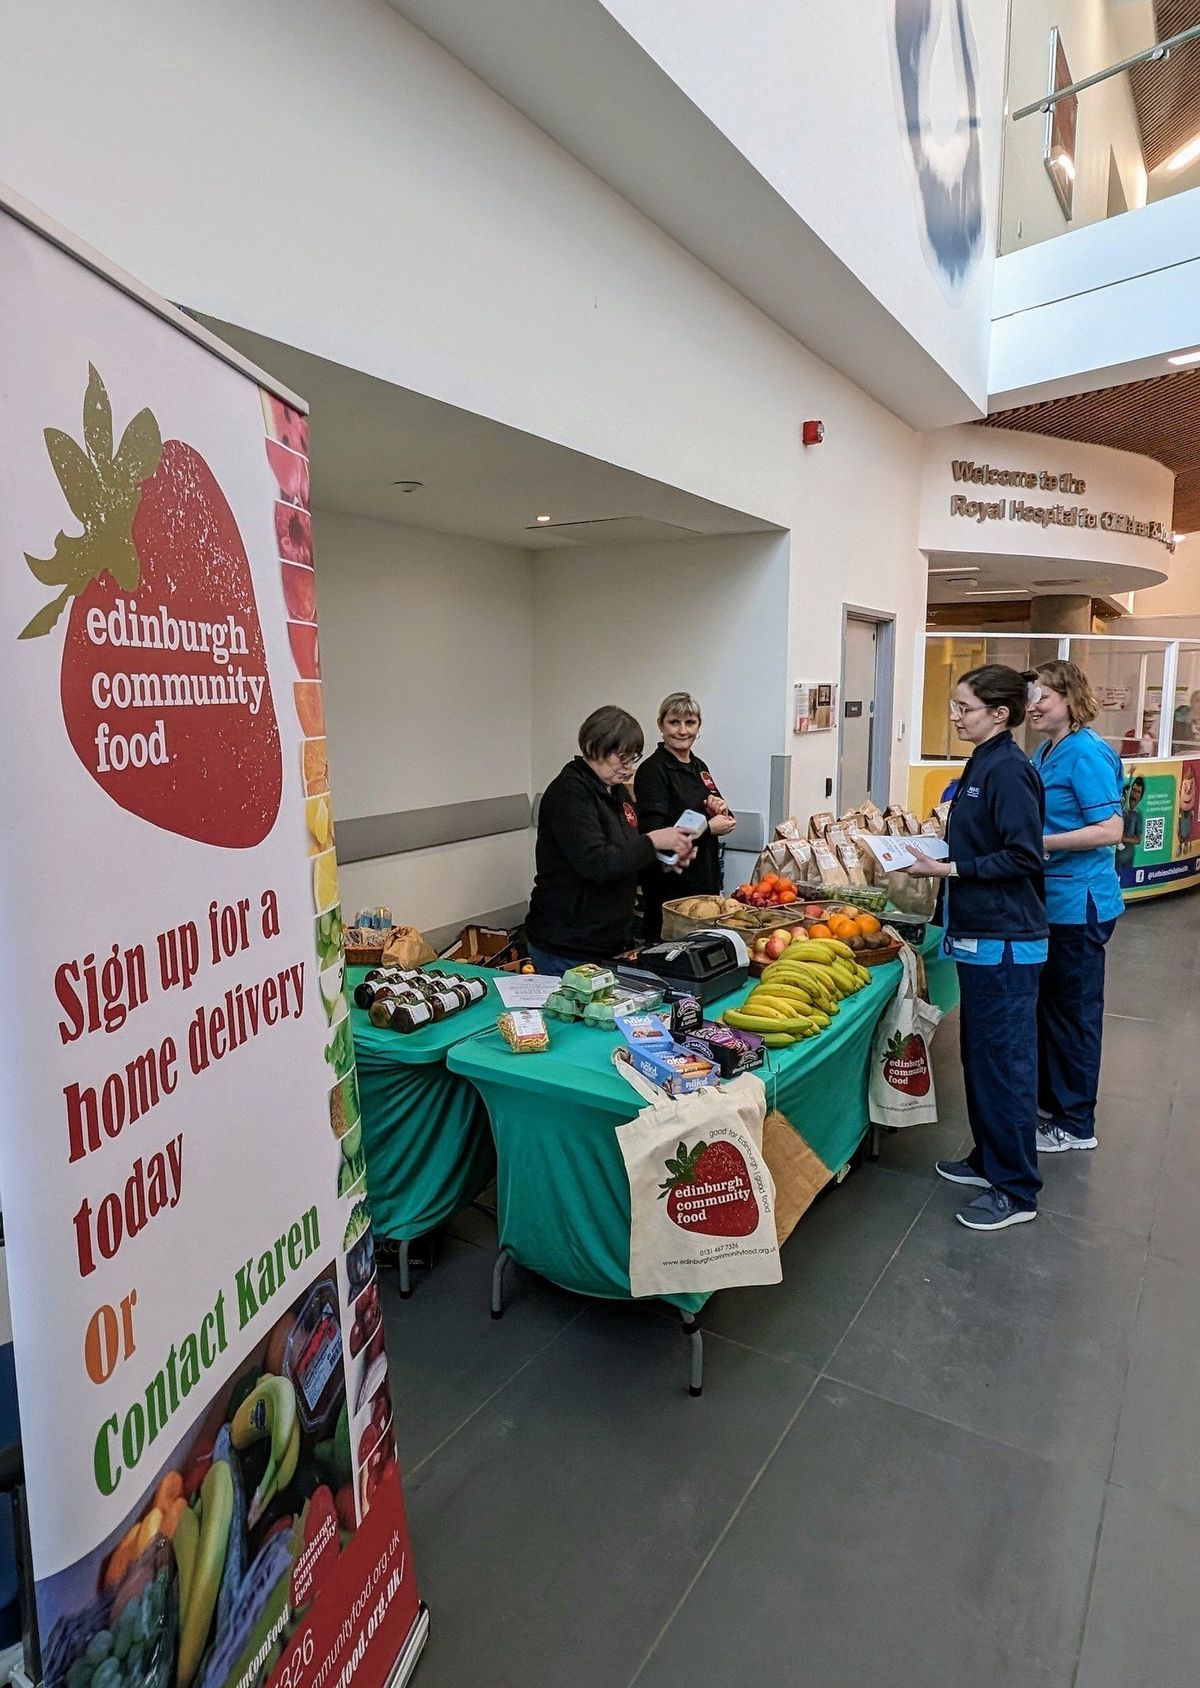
(0, 182, 426, 1688)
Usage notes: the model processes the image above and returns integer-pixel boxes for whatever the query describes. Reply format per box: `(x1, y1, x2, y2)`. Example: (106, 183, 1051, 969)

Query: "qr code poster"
(1117, 768, 1176, 879)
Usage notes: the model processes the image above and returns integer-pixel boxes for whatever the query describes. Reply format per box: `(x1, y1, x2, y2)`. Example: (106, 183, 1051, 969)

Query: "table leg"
(398, 1239, 412, 1300)
(868, 1122, 881, 1162)
(682, 1314, 704, 1398)
(491, 1248, 511, 1320)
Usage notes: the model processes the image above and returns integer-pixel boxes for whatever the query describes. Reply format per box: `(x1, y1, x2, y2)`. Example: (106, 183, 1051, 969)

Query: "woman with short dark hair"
(524, 706, 698, 974)
(906, 664, 1048, 1232)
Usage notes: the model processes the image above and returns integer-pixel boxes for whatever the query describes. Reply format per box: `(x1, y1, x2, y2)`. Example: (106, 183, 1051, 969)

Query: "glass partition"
(1169, 643, 1200, 754)
(1060, 636, 1167, 758)
(1000, 7, 1200, 257)
(920, 634, 1061, 760)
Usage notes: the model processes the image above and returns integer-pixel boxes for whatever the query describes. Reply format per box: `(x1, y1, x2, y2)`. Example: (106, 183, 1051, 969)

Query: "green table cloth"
(447, 930, 958, 1314)
(348, 961, 499, 1243)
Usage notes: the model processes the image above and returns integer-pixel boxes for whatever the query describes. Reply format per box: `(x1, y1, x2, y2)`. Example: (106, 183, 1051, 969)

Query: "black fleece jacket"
(942, 730, 1048, 942)
(526, 758, 657, 960)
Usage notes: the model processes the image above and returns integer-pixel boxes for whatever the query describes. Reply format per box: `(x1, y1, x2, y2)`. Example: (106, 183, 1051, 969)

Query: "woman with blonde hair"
(1026, 660, 1124, 1154)
(634, 692, 736, 941)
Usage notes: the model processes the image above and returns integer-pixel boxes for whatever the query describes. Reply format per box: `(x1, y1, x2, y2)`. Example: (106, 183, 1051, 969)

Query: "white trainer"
(1037, 1125, 1098, 1154)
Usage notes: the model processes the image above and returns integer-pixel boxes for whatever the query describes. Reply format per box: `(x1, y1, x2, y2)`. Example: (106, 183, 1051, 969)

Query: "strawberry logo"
(701, 771, 717, 792)
(18, 367, 282, 848)
(881, 1031, 930, 1096)
(658, 1138, 760, 1237)
(623, 800, 638, 829)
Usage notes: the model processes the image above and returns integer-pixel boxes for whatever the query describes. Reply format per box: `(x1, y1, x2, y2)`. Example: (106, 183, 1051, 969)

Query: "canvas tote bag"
(868, 944, 943, 1128)
(613, 1056, 782, 1298)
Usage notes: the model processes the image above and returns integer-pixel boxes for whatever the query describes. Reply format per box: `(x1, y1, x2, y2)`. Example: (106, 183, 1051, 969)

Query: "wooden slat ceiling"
(1129, 0, 1200, 171)
(986, 367, 1200, 533)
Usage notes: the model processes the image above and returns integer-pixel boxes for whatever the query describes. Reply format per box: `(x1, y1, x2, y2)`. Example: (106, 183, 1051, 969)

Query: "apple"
(788, 924, 807, 940)
(804, 904, 825, 919)
(764, 932, 791, 960)
(753, 935, 771, 955)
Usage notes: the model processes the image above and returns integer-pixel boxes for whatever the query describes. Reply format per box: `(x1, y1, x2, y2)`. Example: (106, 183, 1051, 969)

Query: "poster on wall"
(1116, 760, 1200, 894)
(0, 196, 426, 1688)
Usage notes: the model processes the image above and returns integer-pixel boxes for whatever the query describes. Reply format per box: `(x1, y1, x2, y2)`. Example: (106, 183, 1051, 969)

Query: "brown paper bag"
(761, 1110, 834, 1246)
(382, 924, 437, 968)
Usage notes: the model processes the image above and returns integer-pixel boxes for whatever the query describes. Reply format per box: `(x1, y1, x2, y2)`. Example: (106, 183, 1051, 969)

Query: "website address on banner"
(311, 1538, 406, 1688)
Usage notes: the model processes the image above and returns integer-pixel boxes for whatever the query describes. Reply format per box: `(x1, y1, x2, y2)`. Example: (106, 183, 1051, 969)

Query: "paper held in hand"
(860, 832, 950, 873)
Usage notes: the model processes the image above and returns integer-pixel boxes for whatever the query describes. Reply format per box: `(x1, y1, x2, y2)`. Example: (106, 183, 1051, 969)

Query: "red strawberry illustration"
(658, 1138, 760, 1237)
(881, 1031, 930, 1096)
(18, 366, 282, 848)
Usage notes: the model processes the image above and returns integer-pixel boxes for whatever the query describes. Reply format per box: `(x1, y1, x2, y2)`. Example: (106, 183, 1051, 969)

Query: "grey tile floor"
(380, 897, 1194, 1687)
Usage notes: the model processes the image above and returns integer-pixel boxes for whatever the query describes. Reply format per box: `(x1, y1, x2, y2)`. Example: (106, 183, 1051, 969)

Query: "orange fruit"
(808, 923, 833, 940)
(294, 680, 326, 738)
(778, 887, 798, 904)
(857, 913, 882, 936)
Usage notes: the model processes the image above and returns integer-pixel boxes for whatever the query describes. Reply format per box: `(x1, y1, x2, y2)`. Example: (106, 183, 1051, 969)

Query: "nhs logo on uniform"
(966, 785, 981, 798)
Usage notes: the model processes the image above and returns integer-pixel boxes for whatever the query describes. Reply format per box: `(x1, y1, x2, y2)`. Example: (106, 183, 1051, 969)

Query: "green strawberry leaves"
(658, 1138, 707, 1197)
(83, 363, 113, 464)
(19, 364, 163, 640)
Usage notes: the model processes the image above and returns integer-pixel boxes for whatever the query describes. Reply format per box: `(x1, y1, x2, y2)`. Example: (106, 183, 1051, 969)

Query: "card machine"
(657, 808, 708, 866)
(620, 930, 748, 1004)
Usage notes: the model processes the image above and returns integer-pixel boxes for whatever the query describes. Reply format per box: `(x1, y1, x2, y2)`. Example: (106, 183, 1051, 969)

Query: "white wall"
(595, 0, 1008, 409)
(313, 509, 534, 925)
(531, 534, 789, 890)
(990, 191, 1200, 407)
(1001, 0, 1147, 253)
(1130, 537, 1200, 619)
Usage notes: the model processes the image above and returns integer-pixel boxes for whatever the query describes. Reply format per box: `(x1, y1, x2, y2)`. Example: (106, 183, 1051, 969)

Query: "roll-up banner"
(0, 190, 426, 1688)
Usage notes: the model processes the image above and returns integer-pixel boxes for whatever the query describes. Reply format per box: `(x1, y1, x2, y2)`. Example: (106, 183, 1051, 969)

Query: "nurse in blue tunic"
(1026, 661, 1125, 1153)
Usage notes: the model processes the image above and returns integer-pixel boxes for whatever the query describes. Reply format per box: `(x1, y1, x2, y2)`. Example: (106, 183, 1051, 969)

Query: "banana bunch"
(230, 1375, 299, 1528)
(720, 939, 872, 1047)
(176, 1458, 234, 1688)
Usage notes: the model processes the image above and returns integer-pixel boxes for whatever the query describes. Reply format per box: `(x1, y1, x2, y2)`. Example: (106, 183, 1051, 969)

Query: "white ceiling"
(201, 317, 778, 551)
(926, 547, 1169, 604)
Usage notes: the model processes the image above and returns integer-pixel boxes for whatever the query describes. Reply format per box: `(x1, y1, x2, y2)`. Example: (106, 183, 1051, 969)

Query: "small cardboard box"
(439, 924, 520, 969)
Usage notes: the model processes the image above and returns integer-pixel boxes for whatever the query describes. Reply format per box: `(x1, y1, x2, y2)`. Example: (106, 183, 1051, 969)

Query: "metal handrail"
(1012, 21, 1200, 121)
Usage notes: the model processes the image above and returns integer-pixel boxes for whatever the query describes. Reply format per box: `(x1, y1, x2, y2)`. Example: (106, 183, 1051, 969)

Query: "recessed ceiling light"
(966, 588, 1026, 596)
(929, 565, 980, 574)
(1168, 349, 1200, 366)
(1166, 132, 1200, 172)
(392, 479, 424, 492)
(535, 515, 552, 524)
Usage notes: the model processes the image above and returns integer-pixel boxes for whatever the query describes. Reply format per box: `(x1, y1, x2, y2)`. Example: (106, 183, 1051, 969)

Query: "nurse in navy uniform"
(906, 665, 1048, 1232)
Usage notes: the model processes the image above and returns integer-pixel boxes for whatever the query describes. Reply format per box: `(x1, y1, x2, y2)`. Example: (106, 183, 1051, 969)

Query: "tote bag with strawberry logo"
(614, 1061, 782, 1298)
(868, 944, 943, 1128)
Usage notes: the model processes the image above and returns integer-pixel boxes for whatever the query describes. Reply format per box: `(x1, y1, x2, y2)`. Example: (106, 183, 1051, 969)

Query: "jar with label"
(368, 991, 423, 1027)
(389, 1000, 435, 1033)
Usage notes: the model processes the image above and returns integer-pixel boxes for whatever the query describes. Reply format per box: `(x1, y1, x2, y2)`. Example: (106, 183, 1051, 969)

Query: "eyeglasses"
(949, 700, 990, 719)
(609, 751, 641, 769)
